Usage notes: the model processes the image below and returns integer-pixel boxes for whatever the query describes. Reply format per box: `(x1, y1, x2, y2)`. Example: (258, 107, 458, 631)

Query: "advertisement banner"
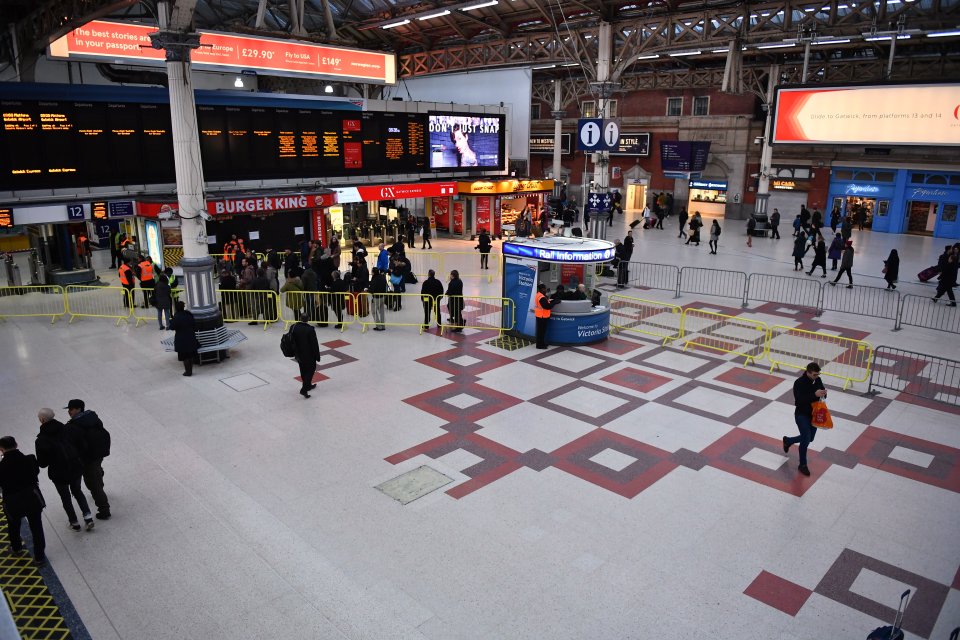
(428, 113, 505, 169)
(452, 201, 464, 235)
(545, 311, 610, 344)
(432, 197, 450, 231)
(560, 264, 584, 288)
(311, 209, 327, 243)
(335, 181, 457, 203)
(144, 219, 163, 269)
(773, 83, 960, 146)
(476, 197, 491, 232)
(503, 257, 539, 337)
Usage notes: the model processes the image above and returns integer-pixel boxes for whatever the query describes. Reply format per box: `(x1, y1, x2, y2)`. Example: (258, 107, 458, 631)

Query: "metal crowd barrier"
(896, 294, 960, 334)
(210, 252, 266, 264)
(403, 251, 444, 278)
(0, 285, 66, 324)
(279, 290, 354, 331)
(130, 287, 183, 327)
(217, 289, 279, 331)
(679, 266, 747, 302)
(767, 325, 873, 390)
(679, 308, 768, 365)
(352, 292, 429, 333)
(609, 294, 682, 345)
(626, 262, 681, 296)
(437, 295, 515, 336)
(745, 273, 821, 311)
(820, 283, 900, 321)
(867, 345, 960, 407)
(65, 285, 132, 325)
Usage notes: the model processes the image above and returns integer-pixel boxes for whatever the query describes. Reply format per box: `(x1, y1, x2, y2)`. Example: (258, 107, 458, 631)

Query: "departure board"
(0, 88, 435, 191)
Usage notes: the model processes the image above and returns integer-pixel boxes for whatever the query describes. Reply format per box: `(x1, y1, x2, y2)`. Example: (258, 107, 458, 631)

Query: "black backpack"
(280, 328, 296, 357)
(85, 422, 111, 458)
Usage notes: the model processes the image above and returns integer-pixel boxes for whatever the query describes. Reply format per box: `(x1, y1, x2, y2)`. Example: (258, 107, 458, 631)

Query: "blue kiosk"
(501, 236, 616, 346)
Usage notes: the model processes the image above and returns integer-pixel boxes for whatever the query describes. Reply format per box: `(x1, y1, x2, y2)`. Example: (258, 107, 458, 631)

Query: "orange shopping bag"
(811, 400, 834, 429)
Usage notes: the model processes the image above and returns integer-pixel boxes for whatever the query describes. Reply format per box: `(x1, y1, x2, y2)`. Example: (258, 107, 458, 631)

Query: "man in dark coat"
(290, 313, 322, 398)
(300, 264, 319, 322)
(153, 271, 173, 330)
(170, 301, 200, 376)
(249, 268, 273, 324)
(35, 408, 93, 531)
(933, 253, 958, 306)
(65, 399, 111, 519)
(0, 436, 47, 566)
(769, 208, 781, 240)
(476, 230, 492, 270)
(420, 269, 445, 330)
(446, 270, 464, 332)
(678, 208, 688, 239)
(329, 270, 349, 329)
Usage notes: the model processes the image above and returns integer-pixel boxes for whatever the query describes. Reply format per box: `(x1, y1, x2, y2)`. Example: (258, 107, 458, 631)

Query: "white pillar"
(755, 64, 778, 217)
(594, 22, 612, 194)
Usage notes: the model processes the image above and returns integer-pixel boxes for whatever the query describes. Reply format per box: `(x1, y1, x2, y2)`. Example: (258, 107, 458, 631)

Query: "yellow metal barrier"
(0, 286, 67, 324)
(65, 285, 132, 326)
(680, 308, 768, 366)
(130, 287, 183, 327)
(608, 294, 682, 345)
(438, 295, 515, 336)
(217, 289, 279, 331)
(403, 251, 444, 278)
(279, 290, 354, 332)
(767, 325, 873, 390)
(352, 292, 437, 334)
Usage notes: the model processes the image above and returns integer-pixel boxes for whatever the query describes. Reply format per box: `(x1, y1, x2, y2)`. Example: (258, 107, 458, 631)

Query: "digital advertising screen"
(427, 113, 505, 171)
(772, 82, 960, 146)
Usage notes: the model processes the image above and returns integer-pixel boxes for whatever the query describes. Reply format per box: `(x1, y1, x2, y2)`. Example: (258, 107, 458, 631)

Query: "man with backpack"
(65, 399, 111, 520)
(35, 408, 94, 532)
(285, 313, 321, 399)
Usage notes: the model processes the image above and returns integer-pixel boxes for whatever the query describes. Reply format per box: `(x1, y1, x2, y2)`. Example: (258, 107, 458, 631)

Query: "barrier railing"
(210, 252, 266, 264)
(609, 294, 682, 345)
(437, 295, 515, 336)
(351, 292, 430, 333)
(767, 325, 873, 390)
(866, 345, 959, 407)
(65, 285, 132, 325)
(679, 266, 747, 302)
(626, 262, 681, 296)
(403, 251, 444, 278)
(745, 273, 821, 311)
(0, 285, 66, 324)
(820, 283, 900, 321)
(679, 308, 768, 365)
(130, 287, 183, 327)
(896, 294, 960, 334)
(217, 289, 279, 331)
(279, 290, 354, 331)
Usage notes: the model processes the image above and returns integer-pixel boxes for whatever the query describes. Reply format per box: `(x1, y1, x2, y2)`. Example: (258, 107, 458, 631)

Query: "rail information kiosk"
(501, 236, 615, 346)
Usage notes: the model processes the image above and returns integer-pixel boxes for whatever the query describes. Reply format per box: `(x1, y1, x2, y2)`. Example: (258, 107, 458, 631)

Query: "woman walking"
(685, 212, 702, 246)
(708, 220, 721, 254)
(746, 216, 755, 248)
(806, 237, 827, 277)
(828, 233, 843, 271)
(170, 301, 200, 376)
(792, 231, 807, 271)
(883, 249, 900, 290)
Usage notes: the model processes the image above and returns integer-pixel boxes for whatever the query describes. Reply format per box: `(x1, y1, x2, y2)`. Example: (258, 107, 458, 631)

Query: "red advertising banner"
(48, 20, 396, 84)
(337, 181, 457, 203)
(432, 197, 450, 232)
(475, 197, 491, 232)
(452, 201, 464, 235)
(311, 209, 327, 243)
(560, 264, 584, 287)
(137, 192, 335, 217)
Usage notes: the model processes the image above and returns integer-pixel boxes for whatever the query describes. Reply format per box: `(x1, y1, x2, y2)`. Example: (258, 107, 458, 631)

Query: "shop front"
(457, 179, 555, 238)
(899, 172, 960, 239)
(826, 168, 899, 231)
(686, 179, 727, 218)
(766, 178, 810, 217)
(333, 181, 457, 246)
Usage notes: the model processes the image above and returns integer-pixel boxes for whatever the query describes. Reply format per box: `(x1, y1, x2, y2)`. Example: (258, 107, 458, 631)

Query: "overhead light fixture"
(927, 29, 960, 38)
(757, 43, 795, 49)
(324, 85, 334, 94)
(864, 34, 911, 41)
(668, 50, 701, 57)
(532, 64, 556, 69)
(381, 19, 411, 28)
(234, 77, 244, 88)
(418, 10, 450, 20)
(461, 0, 498, 10)
(711, 48, 729, 53)
(812, 38, 851, 45)
(634, 54, 659, 60)
(561, 62, 579, 67)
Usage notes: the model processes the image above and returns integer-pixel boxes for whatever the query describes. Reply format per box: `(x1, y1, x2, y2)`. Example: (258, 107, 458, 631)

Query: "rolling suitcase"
(629, 219, 641, 229)
(866, 589, 909, 640)
(918, 265, 940, 282)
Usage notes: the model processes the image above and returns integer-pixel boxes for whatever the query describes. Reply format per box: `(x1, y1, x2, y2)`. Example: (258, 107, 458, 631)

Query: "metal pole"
(801, 41, 810, 83)
(886, 37, 897, 79)
(595, 22, 612, 196)
(551, 80, 562, 183)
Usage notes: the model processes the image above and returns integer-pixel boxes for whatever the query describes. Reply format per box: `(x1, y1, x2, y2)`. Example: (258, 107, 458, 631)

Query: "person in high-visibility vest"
(223, 237, 237, 264)
(534, 283, 555, 349)
(138, 256, 155, 309)
(118, 261, 135, 309)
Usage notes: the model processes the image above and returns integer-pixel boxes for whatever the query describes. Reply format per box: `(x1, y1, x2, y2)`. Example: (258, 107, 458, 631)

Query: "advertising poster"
(311, 209, 327, 243)
(560, 264, 584, 288)
(428, 113, 504, 169)
(502, 257, 539, 337)
(144, 219, 163, 268)
(432, 197, 450, 231)
(161, 224, 182, 247)
(452, 201, 464, 235)
(476, 197, 491, 232)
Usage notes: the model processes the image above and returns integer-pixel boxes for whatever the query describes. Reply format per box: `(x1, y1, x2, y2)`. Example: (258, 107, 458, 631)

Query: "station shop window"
(911, 172, 958, 186)
(666, 97, 683, 116)
(531, 103, 541, 119)
(835, 169, 895, 183)
(944, 204, 958, 223)
(693, 96, 709, 116)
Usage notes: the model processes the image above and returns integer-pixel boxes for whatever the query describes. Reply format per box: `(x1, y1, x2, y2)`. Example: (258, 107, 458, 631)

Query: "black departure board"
(0, 92, 433, 191)
(0, 207, 13, 227)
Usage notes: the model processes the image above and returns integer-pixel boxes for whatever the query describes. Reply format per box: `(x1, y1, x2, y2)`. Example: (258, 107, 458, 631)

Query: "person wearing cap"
(65, 399, 111, 520)
(0, 435, 48, 566)
(829, 239, 855, 289)
(35, 408, 94, 532)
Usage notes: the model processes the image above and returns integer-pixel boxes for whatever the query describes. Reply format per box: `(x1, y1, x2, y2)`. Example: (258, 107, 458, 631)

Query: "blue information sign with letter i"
(577, 119, 604, 151)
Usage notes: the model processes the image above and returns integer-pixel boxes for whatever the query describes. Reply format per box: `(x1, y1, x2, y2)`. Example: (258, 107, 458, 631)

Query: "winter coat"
(170, 309, 200, 356)
(883, 254, 900, 282)
(35, 419, 84, 484)
(840, 246, 855, 270)
(828, 237, 844, 261)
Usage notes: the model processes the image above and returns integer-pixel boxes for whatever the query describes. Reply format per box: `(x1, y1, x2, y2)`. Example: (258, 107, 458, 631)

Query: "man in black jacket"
(65, 399, 111, 519)
(446, 270, 464, 332)
(329, 270, 349, 329)
(782, 362, 827, 477)
(290, 313, 321, 398)
(0, 436, 47, 566)
(420, 269, 445, 330)
(35, 408, 94, 532)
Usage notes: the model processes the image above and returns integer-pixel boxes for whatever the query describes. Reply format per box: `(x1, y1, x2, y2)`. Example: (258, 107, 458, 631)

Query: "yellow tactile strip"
(484, 334, 534, 351)
(0, 509, 72, 639)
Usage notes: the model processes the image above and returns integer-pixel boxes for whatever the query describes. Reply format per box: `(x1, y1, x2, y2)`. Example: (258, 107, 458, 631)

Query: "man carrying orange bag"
(783, 362, 828, 477)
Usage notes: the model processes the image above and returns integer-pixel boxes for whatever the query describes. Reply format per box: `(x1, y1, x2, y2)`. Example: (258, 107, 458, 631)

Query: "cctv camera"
(199, 211, 213, 222)
(754, 136, 764, 145)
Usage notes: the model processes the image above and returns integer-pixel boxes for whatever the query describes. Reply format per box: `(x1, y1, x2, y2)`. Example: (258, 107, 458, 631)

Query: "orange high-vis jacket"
(118, 264, 133, 285)
(534, 292, 551, 318)
(139, 261, 154, 282)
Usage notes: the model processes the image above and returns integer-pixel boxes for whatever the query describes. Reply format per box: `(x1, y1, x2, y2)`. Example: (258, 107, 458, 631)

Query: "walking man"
(829, 240, 855, 289)
(534, 283, 555, 349)
(782, 362, 827, 477)
(65, 399, 111, 520)
(290, 313, 321, 398)
(678, 208, 688, 239)
(420, 269, 444, 330)
(770, 208, 781, 240)
(35, 409, 94, 532)
(932, 252, 958, 306)
(0, 436, 47, 566)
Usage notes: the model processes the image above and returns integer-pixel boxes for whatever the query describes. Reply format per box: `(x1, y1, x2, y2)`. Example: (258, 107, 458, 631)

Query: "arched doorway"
(623, 164, 652, 210)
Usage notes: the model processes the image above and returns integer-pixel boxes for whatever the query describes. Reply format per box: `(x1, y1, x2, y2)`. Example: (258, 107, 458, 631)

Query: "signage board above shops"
(334, 181, 457, 203)
(136, 191, 336, 218)
(689, 180, 727, 190)
(610, 132, 651, 157)
(660, 141, 710, 172)
(770, 179, 807, 191)
(108, 201, 134, 218)
(48, 20, 396, 84)
(502, 239, 616, 263)
(530, 133, 572, 155)
(772, 82, 960, 146)
(457, 179, 554, 195)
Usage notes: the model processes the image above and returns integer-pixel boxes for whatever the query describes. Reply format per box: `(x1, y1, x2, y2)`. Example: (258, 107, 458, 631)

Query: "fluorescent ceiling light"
(461, 0, 498, 10)
(927, 29, 960, 38)
(668, 50, 701, 57)
(757, 43, 795, 49)
(381, 19, 410, 28)
(711, 48, 729, 53)
(532, 64, 556, 69)
(417, 10, 450, 20)
(864, 34, 911, 41)
(561, 62, 579, 67)
(634, 54, 659, 60)
(812, 38, 851, 45)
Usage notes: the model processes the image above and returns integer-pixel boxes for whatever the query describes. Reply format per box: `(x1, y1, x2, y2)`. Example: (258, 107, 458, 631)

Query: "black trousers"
(5, 503, 45, 561)
(480, 253, 489, 269)
(121, 283, 135, 308)
(82, 459, 110, 512)
(55, 477, 91, 523)
(934, 282, 956, 302)
(422, 298, 439, 327)
(617, 262, 629, 286)
(140, 280, 154, 307)
(833, 266, 853, 285)
(298, 359, 316, 392)
(536, 316, 550, 348)
(771, 225, 780, 239)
